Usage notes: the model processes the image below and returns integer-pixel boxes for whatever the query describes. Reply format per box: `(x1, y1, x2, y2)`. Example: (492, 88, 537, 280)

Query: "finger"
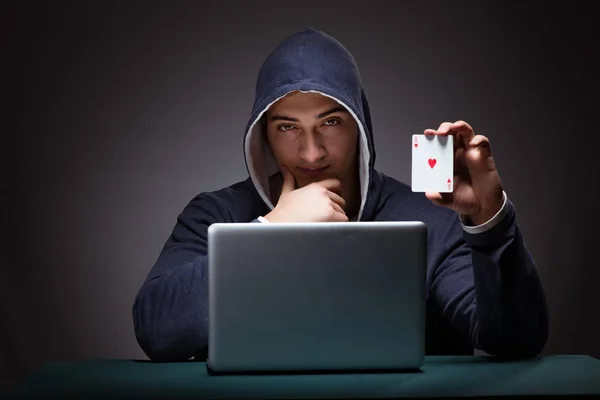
(470, 134, 492, 154)
(314, 179, 342, 195)
(280, 166, 296, 194)
(451, 120, 474, 132)
(450, 120, 475, 148)
(331, 201, 346, 216)
(334, 212, 349, 222)
(424, 122, 453, 136)
(331, 205, 349, 222)
(326, 190, 346, 209)
(466, 135, 496, 171)
(454, 148, 471, 176)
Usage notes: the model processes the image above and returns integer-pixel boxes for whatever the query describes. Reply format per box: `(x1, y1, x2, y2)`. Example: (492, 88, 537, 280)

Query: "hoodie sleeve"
(132, 193, 261, 361)
(431, 197, 549, 358)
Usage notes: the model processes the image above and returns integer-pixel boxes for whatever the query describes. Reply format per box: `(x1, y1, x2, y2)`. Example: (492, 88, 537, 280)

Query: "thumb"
(280, 166, 296, 194)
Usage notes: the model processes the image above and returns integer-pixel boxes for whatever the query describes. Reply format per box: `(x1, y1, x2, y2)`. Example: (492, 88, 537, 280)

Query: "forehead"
(268, 91, 341, 115)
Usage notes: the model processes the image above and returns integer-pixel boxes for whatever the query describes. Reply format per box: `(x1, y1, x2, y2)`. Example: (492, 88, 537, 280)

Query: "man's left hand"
(424, 120, 504, 226)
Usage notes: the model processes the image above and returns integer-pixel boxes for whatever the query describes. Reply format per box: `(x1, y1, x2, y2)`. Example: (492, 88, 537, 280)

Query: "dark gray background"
(3, 0, 598, 393)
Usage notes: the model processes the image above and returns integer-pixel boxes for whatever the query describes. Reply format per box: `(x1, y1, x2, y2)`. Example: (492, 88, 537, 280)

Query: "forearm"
(468, 202, 549, 357)
(133, 257, 209, 361)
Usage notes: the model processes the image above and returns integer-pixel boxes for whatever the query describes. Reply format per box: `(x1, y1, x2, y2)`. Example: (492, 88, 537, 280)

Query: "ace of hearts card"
(411, 134, 454, 193)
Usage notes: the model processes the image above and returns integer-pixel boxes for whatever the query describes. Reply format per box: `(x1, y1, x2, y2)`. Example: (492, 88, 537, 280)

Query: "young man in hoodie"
(133, 28, 549, 361)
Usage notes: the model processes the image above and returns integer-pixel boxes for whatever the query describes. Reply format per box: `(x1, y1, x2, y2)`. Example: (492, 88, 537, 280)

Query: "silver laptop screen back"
(208, 221, 427, 372)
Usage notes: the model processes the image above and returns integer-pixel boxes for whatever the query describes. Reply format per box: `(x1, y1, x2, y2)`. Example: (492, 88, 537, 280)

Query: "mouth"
(298, 165, 331, 176)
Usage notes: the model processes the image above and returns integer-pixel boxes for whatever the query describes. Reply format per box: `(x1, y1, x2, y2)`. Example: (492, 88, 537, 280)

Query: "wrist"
(467, 190, 505, 226)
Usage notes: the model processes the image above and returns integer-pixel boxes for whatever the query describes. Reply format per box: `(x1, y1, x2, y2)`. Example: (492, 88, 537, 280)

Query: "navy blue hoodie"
(133, 28, 549, 361)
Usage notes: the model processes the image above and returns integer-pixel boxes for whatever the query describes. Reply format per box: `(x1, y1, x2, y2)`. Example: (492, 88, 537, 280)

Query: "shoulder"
(181, 177, 267, 223)
(203, 177, 261, 203)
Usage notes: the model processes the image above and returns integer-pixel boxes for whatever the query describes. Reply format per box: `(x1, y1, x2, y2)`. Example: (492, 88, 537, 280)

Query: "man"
(133, 27, 549, 361)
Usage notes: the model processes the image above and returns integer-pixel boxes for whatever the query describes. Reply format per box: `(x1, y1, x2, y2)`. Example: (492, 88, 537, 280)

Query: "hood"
(243, 27, 378, 221)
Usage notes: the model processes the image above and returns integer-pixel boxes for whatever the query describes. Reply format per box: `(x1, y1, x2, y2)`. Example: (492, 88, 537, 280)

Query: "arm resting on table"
(132, 194, 262, 361)
(432, 195, 549, 358)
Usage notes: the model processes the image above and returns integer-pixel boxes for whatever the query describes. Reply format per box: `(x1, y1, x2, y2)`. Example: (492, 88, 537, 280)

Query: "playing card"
(411, 134, 454, 193)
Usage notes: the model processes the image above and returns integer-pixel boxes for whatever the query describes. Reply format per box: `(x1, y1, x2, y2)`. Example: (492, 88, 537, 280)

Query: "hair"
(260, 113, 268, 142)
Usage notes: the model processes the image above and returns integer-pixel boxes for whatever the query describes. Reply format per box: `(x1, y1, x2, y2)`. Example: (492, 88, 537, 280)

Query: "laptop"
(206, 221, 427, 374)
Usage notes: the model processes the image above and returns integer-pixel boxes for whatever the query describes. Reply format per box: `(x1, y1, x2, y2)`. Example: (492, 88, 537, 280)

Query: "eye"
(323, 118, 340, 126)
(277, 124, 296, 132)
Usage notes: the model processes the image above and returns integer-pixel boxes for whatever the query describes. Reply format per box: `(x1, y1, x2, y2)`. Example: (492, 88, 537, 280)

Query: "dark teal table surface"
(6, 355, 600, 399)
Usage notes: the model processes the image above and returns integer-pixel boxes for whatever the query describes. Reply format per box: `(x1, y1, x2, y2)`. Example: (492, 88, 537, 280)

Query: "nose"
(298, 131, 326, 164)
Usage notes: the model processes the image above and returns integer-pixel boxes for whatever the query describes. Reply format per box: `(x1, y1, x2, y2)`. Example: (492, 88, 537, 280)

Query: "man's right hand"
(264, 166, 348, 223)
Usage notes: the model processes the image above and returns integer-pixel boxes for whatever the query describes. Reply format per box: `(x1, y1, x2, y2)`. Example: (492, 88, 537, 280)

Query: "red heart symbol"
(414, 143, 418, 148)
(428, 158, 437, 168)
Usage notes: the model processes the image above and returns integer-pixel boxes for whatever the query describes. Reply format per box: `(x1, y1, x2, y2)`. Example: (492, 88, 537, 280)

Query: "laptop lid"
(207, 221, 427, 373)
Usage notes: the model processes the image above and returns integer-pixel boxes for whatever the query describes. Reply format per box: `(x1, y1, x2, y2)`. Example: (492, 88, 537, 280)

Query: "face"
(265, 91, 359, 189)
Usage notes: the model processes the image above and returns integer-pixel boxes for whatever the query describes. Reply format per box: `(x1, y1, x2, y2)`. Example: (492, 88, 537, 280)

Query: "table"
(5, 355, 600, 399)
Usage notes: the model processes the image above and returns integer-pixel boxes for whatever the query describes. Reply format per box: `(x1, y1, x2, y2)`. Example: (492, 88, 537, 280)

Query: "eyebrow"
(269, 106, 347, 122)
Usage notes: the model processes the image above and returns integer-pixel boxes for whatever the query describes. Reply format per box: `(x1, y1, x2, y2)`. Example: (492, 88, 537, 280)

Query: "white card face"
(411, 134, 454, 193)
